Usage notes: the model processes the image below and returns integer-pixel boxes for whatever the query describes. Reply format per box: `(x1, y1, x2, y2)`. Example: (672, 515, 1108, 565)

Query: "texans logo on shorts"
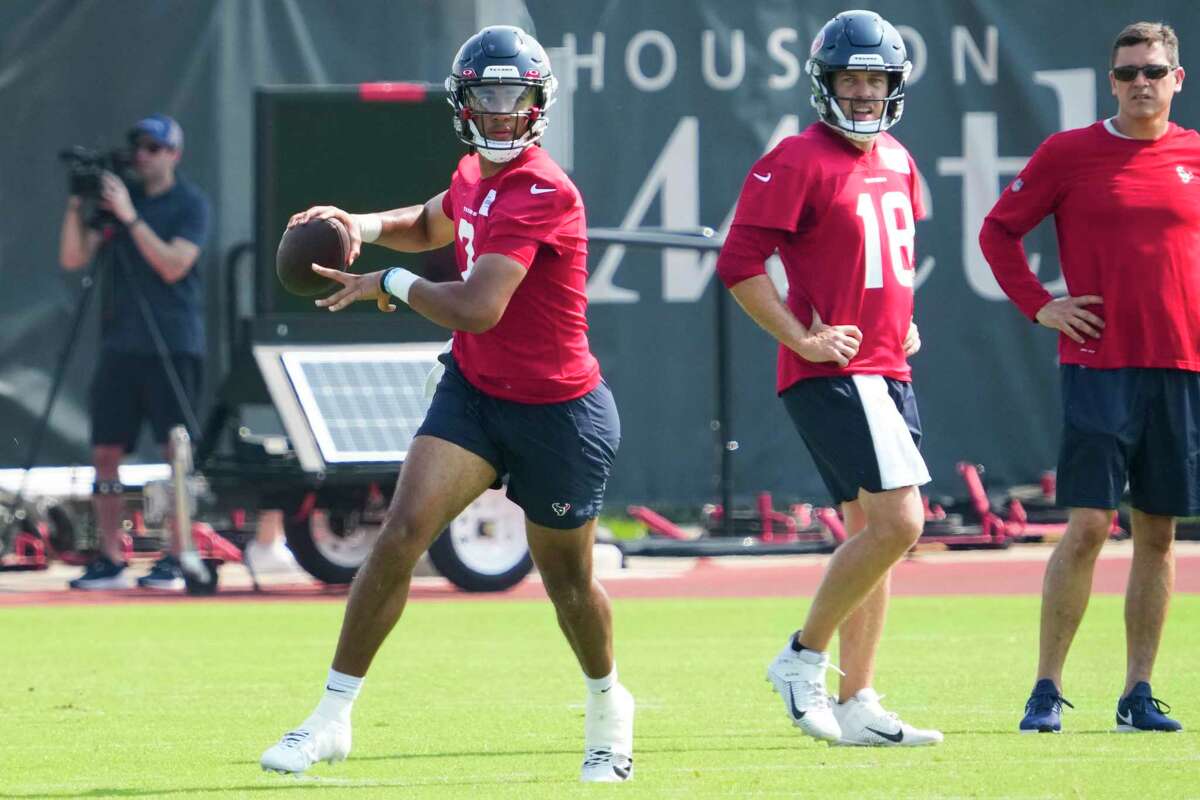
(552, 502, 571, 517)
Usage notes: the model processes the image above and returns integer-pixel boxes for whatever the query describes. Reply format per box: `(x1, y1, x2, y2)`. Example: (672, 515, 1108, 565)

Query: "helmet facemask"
(808, 61, 911, 143)
(447, 76, 557, 163)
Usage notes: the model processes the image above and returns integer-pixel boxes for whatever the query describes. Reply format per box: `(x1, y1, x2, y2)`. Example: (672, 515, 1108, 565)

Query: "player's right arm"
(719, 224, 862, 368)
(287, 191, 454, 265)
(728, 275, 862, 368)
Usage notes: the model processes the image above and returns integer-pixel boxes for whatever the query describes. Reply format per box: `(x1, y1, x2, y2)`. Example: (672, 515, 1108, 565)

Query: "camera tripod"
(1, 228, 203, 560)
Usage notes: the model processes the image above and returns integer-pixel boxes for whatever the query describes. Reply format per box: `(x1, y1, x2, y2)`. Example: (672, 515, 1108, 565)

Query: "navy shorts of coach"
(1057, 365, 1200, 516)
(416, 353, 621, 529)
(782, 374, 930, 505)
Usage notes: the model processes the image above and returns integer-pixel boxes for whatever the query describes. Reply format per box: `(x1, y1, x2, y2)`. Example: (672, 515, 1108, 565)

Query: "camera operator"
(58, 114, 211, 591)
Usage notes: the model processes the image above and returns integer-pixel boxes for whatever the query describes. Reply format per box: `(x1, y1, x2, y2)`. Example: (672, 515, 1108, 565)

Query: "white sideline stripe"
(851, 375, 930, 491)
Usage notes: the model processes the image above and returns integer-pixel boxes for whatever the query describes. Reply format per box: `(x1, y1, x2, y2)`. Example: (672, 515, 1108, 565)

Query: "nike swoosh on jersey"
(865, 726, 904, 743)
(530, 184, 556, 194)
(752, 172, 772, 182)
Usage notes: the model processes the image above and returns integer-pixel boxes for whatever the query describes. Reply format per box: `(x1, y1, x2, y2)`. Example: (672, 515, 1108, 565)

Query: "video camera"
(58, 145, 134, 200)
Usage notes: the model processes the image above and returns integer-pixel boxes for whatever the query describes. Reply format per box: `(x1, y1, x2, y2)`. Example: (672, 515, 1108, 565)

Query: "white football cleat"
(581, 683, 635, 782)
(766, 641, 842, 742)
(260, 714, 351, 774)
(833, 688, 943, 747)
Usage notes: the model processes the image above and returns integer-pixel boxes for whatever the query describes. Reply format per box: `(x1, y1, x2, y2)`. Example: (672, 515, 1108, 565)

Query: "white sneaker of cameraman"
(833, 688, 943, 747)
(766, 641, 842, 742)
(260, 712, 351, 773)
(581, 683, 635, 782)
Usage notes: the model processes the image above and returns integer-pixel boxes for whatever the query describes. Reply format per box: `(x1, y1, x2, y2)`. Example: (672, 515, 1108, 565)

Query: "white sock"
(584, 667, 618, 695)
(796, 648, 827, 665)
(315, 669, 362, 722)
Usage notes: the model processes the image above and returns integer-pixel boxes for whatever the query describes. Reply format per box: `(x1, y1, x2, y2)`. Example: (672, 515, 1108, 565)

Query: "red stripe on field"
(2, 553, 1197, 607)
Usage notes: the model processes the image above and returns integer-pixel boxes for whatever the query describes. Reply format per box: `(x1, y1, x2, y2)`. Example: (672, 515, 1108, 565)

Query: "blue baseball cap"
(128, 114, 183, 150)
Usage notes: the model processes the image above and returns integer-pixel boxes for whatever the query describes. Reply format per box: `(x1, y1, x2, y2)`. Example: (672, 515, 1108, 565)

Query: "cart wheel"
(282, 504, 382, 585)
(426, 490, 532, 592)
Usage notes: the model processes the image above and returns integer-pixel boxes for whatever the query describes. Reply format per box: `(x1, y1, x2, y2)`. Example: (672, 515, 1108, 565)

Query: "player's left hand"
(99, 172, 136, 225)
(313, 266, 396, 313)
(903, 319, 921, 356)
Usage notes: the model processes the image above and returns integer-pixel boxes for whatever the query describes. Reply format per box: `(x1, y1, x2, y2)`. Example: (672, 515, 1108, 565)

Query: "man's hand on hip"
(1035, 295, 1104, 344)
(794, 308, 862, 368)
(903, 319, 921, 357)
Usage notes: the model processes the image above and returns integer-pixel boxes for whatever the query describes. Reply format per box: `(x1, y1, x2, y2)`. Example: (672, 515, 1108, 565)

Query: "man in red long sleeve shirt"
(980, 21, 1195, 735)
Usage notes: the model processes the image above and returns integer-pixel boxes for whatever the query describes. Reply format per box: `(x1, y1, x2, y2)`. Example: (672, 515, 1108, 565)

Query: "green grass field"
(2, 595, 1197, 799)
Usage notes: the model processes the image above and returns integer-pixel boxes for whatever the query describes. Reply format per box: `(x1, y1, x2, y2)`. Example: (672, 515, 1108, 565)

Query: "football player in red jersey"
(982, 21, 1193, 734)
(716, 10, 941, 747)
(259, 26, 633, 782)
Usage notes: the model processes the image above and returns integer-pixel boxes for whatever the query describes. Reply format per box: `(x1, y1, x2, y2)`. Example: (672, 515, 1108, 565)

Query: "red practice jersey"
(980, 120, 1200, 371)
(717, 123, 925, 393)
(441, 146, 600, 403)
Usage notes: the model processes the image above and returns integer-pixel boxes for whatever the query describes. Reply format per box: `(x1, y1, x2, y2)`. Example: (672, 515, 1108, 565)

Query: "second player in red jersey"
(717, 10, 942, 750)
(719, 122, 925, 389)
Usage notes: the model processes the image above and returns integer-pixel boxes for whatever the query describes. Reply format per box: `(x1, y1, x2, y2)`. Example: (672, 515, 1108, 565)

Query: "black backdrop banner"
(2, 1, 1196, 509)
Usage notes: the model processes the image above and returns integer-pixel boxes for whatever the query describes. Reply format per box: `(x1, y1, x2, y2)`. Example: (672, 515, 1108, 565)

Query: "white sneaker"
(260, 713, 351, 773)
(766, 641, 842, 742)
(581, 683, 635, 782)
(244, 539, 303, 574)
(833, 688, 943, 747)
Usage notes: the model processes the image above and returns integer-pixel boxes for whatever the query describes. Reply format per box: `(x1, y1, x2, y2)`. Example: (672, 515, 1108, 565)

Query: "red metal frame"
(626, 505, 691, 540)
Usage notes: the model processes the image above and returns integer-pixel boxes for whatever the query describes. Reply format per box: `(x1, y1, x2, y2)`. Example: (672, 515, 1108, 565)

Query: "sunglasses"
(1111, 63, 1174, 81)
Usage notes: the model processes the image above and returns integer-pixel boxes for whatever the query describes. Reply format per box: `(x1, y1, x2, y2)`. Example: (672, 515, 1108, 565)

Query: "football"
(275, 217, 351, 296)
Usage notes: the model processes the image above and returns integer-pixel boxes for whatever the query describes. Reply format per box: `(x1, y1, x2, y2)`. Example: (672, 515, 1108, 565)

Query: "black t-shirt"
(100, 177, 211, 355)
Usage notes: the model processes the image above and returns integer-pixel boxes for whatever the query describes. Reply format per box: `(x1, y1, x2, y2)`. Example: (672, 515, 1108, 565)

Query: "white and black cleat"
(581, 683, 635, 782)
(260, 714, 351, 774)
(832, 688, 943, 746)
(581, 748, 634, 782)
(766, 640, 842, 742)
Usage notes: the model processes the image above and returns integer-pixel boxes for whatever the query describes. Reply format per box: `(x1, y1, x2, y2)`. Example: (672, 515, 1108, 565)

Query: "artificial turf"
(1, 594, 1196, 798)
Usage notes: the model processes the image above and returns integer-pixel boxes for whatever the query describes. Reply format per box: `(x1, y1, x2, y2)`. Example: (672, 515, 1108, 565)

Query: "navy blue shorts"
(1058, 365, 1200, 516)
(416, 355, 620, 530)
(89, 351, 203, 452)
(782, 374, 930, 505)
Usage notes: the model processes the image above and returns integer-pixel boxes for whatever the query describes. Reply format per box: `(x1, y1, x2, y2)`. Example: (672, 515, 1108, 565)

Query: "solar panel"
(278, 344, 447, 464)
